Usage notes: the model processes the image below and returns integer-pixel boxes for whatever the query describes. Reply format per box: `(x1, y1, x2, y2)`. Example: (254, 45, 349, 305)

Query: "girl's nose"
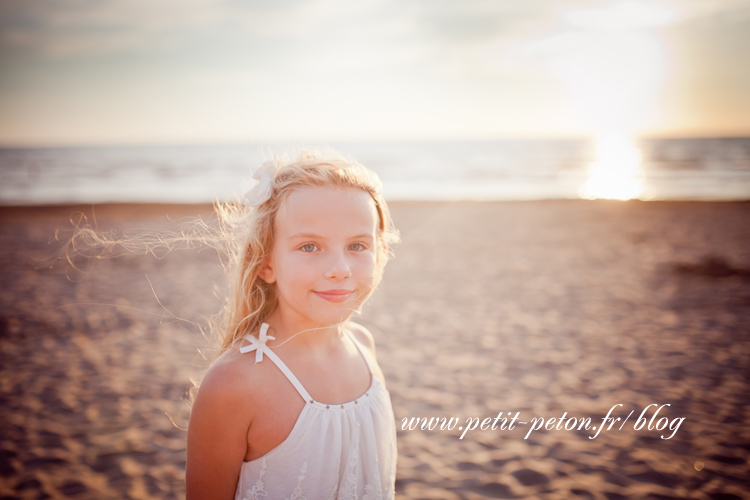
(325, 251, 352, 279)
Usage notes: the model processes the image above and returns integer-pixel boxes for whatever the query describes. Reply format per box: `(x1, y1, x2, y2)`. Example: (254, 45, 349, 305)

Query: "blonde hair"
(218, 149, 399, 353)
(64, 148, 399, 360)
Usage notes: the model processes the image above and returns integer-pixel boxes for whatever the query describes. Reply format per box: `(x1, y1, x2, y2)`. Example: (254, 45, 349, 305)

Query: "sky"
(1, 0, 749, 146)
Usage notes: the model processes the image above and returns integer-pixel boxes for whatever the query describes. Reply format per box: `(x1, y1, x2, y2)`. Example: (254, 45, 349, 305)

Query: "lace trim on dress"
(239, 437, 393, 500)
(242, 458, 311, 500)
(339, 445, 359, 500)
(242, 457, 268, 500)
(362, 452, 384, 500)
(285, 461, 308, 500)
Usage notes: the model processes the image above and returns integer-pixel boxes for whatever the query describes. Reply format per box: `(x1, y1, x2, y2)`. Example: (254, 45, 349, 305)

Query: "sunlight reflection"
(542, 0, 673, 158)
(579, 134, 644, 200)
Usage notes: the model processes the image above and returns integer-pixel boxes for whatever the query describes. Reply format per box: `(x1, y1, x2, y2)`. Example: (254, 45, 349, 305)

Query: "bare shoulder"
(345, 321, 376, 355)
(200, 349, 246, 390)
(346, 321, 387, 382)
(194, 349, 257, 413)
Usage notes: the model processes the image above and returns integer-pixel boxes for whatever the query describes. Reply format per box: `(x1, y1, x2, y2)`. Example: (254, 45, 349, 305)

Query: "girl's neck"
(263, 310, 345, 351)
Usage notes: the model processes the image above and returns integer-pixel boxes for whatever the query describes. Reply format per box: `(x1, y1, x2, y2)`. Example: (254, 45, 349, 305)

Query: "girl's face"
(260, 186, 379, 331)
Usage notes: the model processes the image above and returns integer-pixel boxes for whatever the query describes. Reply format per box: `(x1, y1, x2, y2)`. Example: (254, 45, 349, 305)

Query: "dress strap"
(240, 325, 313, 403)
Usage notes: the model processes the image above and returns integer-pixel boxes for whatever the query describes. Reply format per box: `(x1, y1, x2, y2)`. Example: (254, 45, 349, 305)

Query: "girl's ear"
(378, 240, 388, 260)
(258, 259, 276, 284)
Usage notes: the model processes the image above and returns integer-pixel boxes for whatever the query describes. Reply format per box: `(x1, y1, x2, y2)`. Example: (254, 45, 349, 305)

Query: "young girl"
(186, 150, 400, 499)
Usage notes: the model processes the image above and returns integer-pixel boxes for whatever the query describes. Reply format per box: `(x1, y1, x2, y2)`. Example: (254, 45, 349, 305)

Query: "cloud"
(0, 0, 224, 58)
(0, 0, 403, 59)
(3, 0, 749, 61)
(671, 0, 750, 21)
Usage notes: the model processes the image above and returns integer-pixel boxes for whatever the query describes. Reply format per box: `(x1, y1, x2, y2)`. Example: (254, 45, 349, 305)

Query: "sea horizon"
(1, 137, 749, 205)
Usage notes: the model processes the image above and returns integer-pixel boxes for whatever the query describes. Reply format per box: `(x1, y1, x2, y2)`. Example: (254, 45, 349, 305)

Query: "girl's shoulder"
(344, 321, 387, 383)
(196, 344, 280, 411)
(345, 321, 377, 354)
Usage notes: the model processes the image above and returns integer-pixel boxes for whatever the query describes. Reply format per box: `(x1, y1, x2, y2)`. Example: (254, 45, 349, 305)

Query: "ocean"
(1, 138, 749, 205)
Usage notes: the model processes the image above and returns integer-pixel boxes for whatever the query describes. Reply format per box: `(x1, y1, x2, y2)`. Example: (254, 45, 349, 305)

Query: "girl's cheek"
(358, 254, 378, 278)
(288, 251, 314, 266)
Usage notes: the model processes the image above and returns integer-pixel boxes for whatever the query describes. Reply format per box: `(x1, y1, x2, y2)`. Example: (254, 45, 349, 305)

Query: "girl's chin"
(280, 296, 365, 328)
(313, 309, 358, 328)
(323, 311, 356, 325)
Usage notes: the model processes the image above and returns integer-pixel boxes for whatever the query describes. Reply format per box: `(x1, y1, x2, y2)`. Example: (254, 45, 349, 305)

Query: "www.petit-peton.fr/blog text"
(401, 404, 686, 441)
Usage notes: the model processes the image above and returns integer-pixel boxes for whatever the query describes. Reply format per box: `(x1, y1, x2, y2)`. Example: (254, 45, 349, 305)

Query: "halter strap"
(241, 323, 372, 404)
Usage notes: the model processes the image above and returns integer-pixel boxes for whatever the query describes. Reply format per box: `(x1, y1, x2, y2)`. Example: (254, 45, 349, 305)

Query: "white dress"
(234, 324, 397, 500)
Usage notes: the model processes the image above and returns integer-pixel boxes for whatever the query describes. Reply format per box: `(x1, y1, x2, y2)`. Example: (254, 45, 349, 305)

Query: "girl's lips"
(313, 290, 354, 303)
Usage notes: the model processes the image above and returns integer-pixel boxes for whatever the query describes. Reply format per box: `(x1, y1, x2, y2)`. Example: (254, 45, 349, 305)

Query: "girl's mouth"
(313, 289, 354, 303)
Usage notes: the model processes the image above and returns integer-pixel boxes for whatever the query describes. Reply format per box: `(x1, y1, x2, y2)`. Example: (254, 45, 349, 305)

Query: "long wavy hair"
(66, 148, 400, 361)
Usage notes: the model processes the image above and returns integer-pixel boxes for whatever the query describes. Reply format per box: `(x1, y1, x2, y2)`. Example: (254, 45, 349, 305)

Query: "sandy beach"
(1, 200, 749, 499)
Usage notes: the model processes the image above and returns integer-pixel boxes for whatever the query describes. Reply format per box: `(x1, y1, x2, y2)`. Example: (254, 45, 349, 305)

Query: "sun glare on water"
(579, 134, 644, 200)
(545, 1, 675, 201)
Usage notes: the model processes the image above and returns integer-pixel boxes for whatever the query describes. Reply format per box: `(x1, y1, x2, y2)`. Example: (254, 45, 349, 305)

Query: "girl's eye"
(349, 242, 367, 251)
(300, 243, 318, 252)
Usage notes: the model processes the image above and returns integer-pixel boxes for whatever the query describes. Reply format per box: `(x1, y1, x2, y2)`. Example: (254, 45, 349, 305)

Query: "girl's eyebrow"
(288, 232, 374, 240)
(289, 232, 323, 240)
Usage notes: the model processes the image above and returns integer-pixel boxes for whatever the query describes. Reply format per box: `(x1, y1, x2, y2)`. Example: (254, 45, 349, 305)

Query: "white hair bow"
(240, 323, 276, 363)
(243, 159, 280, 207)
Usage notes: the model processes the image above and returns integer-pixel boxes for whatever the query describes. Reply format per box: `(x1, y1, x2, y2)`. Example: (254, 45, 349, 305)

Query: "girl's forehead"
(276, 186, 378, 234)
